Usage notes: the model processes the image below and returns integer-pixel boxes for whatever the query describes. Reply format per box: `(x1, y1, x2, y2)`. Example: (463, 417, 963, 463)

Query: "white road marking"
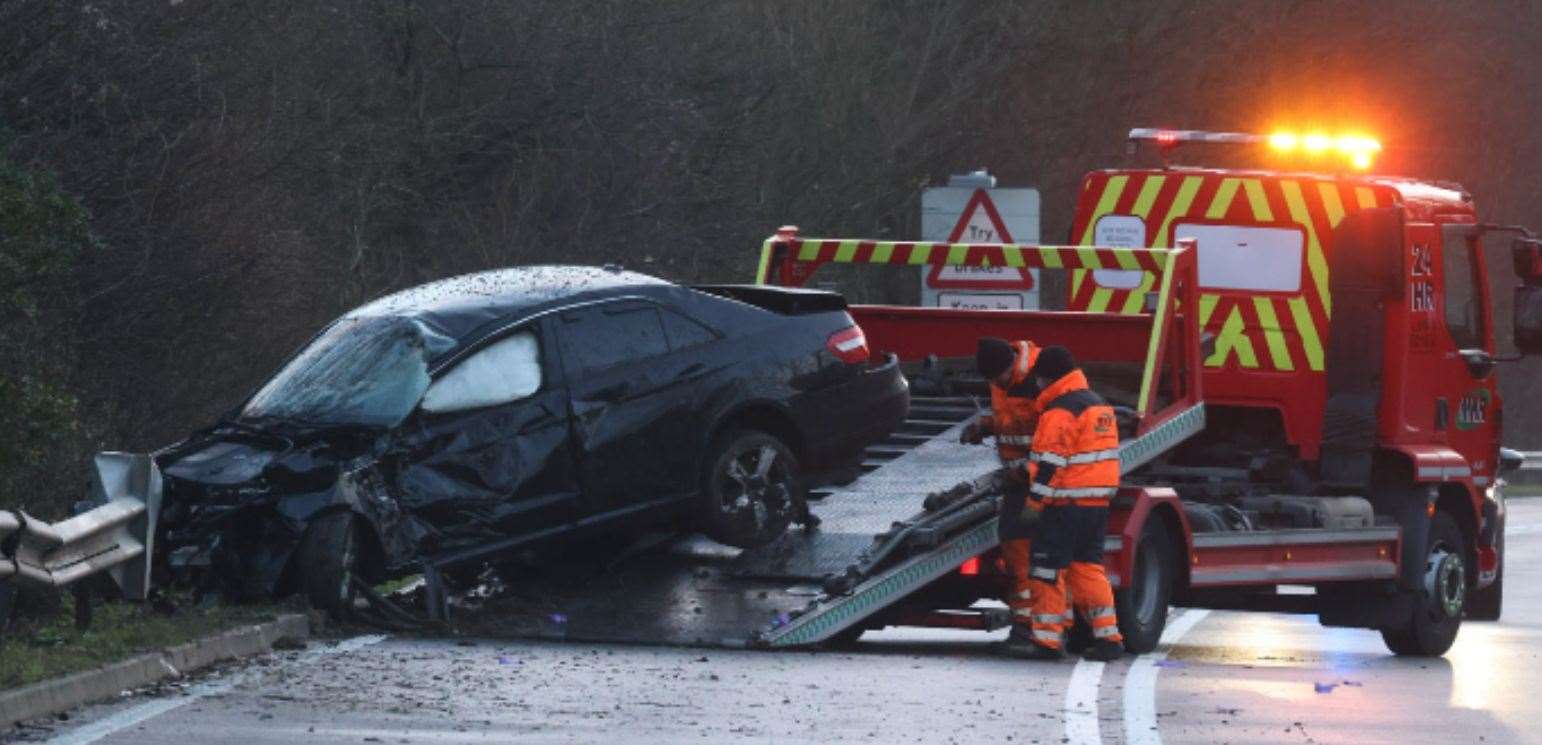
(1063, 659, 1107, 745)
(1122, 609, 1211, 745)
(45, 634, 388, 745)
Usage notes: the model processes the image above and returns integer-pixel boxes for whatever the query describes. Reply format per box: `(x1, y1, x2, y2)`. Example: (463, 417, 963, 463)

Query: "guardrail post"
(74, 583, 94, 630)
(0, 578, 13, 645)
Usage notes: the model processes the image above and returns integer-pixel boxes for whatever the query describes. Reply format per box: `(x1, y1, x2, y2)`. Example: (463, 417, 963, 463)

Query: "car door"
(390, 327, 581, 547)
(555, 300, 708, 513)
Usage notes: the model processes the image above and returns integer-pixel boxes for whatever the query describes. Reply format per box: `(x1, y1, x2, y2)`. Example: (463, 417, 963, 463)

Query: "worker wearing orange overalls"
(961, 337, 1066, 651)
(1008, 345, 1125, 661)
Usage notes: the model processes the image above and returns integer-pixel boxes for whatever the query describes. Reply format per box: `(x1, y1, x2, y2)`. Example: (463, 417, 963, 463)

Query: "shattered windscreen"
(242, 315, 452, 427)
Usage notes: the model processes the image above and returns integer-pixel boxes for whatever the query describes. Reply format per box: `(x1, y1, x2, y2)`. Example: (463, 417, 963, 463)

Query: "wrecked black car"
(155, 265, 908, 611)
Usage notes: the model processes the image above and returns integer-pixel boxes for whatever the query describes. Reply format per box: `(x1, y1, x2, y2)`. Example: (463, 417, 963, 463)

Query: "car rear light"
(826, 326, 870, 364)
(958, 557, 981, 576)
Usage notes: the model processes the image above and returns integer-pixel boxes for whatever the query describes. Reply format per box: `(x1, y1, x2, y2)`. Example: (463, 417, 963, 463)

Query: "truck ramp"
(458, 398, 1205, 649)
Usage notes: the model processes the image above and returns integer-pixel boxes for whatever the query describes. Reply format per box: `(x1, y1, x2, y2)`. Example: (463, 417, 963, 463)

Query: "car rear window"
(661, 308, 717, 350)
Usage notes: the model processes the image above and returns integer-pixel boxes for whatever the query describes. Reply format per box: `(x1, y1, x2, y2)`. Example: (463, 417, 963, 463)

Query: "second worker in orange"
(1007, 345, 1127, 661)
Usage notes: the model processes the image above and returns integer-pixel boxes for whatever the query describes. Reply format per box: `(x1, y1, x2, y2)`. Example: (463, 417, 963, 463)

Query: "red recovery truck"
(747, 128, 1542, 656)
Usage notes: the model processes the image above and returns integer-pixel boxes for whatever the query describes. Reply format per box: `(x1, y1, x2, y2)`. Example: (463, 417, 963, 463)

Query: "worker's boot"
(999, 626, 1065, 661)
(1081, 639, 1124, 662)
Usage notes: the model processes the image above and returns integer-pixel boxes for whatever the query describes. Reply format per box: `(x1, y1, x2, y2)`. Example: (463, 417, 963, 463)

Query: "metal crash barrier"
(0, 452, 161, 601)
(1507, 451, 1542, 487)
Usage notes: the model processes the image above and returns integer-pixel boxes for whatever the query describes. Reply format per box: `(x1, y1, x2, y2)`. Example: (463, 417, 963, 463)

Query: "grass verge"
(0, 591, 296, 690)
(1504, 482, 1542, 497)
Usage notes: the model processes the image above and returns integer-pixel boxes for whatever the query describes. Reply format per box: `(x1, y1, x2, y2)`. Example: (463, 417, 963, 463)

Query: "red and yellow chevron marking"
(1068, 171, 1397, 372)
(755, 237, 1172, 284)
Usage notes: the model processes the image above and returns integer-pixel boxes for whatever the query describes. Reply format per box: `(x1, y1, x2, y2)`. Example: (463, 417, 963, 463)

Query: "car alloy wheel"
(701, 430, 801, 548)
(723, 443, 791, 531)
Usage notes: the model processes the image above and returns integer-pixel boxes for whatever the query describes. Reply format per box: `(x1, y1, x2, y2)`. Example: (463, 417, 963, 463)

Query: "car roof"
(346, 264, 673, 341)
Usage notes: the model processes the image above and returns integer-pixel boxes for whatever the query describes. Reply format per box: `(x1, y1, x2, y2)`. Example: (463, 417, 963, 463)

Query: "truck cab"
(1067, 165, 1515, 597)
(1072, 168, 1501, 470)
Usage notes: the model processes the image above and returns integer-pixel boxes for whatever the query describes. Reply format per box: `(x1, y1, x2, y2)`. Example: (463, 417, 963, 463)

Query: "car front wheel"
(700, 430, 802, 548)
(299, 511, 362, 619)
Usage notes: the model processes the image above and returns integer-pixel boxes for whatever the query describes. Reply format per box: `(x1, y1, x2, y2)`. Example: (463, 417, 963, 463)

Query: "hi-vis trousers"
(1023, 504, 1122, 649)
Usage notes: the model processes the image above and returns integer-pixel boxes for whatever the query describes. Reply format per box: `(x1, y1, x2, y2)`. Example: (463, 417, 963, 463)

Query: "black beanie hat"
(976, 337, 1016, 379)
(1030, 345, 1076, 383)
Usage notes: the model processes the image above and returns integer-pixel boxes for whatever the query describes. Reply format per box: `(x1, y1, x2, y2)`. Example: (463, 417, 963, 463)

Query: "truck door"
(1393, 223, 1445, 441)
(1437, 224, 1500, 484)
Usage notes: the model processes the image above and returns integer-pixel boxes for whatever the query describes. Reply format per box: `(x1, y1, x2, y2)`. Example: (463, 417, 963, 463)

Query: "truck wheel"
(1116, 519, 1175, 654)
(700, 430, 802, 548)
(1381, 511, 1465, 656)
(299, 512, 362, 619)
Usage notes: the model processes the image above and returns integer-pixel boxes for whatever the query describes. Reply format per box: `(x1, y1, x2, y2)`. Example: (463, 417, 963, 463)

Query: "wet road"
(22, 500, 1542, 745)
(1150, 499, 1542, 745)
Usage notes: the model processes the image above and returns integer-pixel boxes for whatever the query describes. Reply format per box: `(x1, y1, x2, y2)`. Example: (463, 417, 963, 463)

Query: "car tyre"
(299, 511, 362, 619)
(1115, 518, 1175, 654)
(700, 430, 802, 548)
(1381, 511, 1465, 656)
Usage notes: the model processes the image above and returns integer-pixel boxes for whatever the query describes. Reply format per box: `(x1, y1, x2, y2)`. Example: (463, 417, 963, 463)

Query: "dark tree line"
(2, 0, 1541, 518)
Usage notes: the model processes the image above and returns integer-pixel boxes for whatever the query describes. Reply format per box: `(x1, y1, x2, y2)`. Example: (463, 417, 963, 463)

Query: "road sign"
(921, 172, 1040, 309)
(936, 291, 1025, 310)
(925, 190, 1036, 290)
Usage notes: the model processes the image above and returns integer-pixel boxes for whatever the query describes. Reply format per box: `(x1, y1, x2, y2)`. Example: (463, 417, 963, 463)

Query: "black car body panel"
(155, 266, 908, 598)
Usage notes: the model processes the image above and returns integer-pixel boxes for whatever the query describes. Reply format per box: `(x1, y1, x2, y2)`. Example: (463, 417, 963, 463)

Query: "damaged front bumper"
(159, 456, 419, 600)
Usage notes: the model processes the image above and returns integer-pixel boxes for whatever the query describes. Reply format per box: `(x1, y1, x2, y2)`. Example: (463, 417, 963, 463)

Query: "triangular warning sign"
(925, 189, 1036, 290)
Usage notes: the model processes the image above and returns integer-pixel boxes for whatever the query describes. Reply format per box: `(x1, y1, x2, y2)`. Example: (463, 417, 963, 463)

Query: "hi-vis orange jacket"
(982, 341, 1041, 469)
(1025, 369, 1120, 507)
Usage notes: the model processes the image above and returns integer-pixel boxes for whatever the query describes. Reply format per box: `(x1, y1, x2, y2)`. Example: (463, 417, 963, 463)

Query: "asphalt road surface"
(18, 500, 1542, 745)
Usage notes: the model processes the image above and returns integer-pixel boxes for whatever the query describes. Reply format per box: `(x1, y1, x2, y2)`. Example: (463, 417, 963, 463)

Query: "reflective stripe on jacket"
(1026, 369, 1120, 506)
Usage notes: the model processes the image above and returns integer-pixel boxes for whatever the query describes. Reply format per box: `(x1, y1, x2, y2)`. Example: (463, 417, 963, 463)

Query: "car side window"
(660, 308, 717, 351)
(420, 330, 542, 413)
(558, 303, 670, 377)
